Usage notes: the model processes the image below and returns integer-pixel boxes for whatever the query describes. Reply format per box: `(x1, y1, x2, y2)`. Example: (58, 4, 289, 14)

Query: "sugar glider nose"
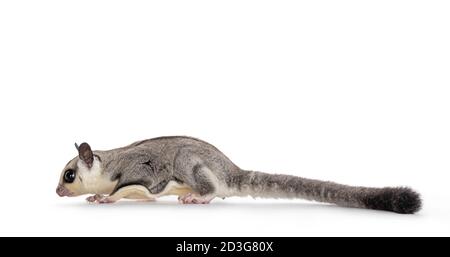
(56, 185, 64, 196)
(56, 185, 71, 197)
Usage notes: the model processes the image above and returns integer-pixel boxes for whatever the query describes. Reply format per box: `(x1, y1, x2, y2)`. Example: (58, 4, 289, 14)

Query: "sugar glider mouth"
(56, 185, 73, 197)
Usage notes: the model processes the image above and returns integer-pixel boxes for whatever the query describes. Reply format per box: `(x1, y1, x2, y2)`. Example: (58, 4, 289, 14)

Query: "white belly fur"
(122, 181, 193, 200)
(158, 181, 194, 197)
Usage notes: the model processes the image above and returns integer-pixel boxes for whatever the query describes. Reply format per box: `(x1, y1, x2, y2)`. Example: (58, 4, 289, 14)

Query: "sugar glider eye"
(63, 169, 76, 183)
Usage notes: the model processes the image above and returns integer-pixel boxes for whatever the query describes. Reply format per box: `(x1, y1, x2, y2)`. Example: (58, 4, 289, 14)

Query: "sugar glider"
(56, 136, 421, 214)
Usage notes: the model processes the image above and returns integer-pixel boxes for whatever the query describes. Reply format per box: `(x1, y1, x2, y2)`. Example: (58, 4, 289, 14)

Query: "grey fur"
(79, 136, 422, 214)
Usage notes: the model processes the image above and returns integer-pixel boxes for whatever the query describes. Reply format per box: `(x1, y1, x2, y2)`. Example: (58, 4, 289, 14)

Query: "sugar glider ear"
(75, 142, 94, 168)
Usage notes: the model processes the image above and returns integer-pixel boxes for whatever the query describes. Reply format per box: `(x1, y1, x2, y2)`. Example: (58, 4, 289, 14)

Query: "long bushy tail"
(230, 170, 421, 214)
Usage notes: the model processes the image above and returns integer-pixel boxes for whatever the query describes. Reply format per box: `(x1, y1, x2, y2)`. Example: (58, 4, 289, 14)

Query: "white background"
(0, 1, 449, 236)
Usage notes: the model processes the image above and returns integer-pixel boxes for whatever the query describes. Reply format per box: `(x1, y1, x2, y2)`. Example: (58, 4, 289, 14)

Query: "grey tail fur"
(232, 170, 422, 214)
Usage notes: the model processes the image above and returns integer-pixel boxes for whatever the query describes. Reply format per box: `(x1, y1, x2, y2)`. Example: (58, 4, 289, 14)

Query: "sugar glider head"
(56, 142, 115, 197)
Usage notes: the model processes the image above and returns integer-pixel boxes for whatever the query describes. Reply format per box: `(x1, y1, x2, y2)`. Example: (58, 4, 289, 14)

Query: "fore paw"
(86, 194, 116, 204)
(86, 194, 103, 203)
(178, 193, 213, 204)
